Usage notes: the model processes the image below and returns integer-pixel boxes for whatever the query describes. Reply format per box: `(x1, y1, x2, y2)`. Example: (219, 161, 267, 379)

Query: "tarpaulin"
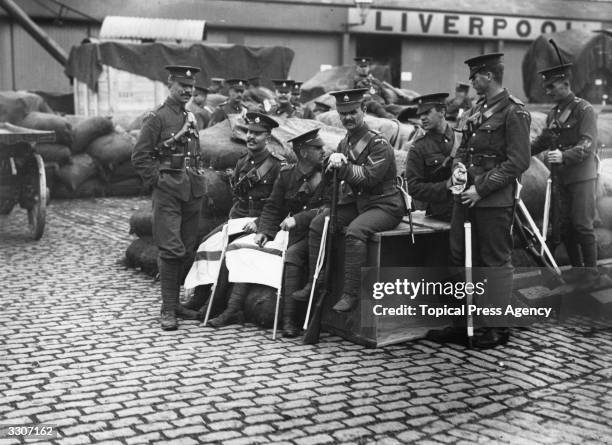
(65, 42, 294, 92)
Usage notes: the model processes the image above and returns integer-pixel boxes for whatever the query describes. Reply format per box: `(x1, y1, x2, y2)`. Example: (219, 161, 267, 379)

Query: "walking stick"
(464, 219, 474, 347)
(303, 216, 329, 329)
(202, 224, 230, 326)
(541, 178, 552, 256)
(518, 199, 562, 276)
(272, 230, 290, 340)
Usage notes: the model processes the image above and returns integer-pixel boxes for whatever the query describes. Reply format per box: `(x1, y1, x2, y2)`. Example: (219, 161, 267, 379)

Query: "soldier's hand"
(449, 162, 468, 195)
(280, 216, 296, 231)
(547, 149, 563, 164)
(253, 233, 268, 247)
(243, 220, 258, 234)
(326, 153, 347, 172)
(460, 185, 481, 208)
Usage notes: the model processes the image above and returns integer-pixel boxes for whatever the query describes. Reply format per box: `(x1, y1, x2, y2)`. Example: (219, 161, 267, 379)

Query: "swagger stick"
(202, 224, 230, 326)
(464, 220, 474, 347)
(303, 216, 329, 330)
(541, 178, 552, 256)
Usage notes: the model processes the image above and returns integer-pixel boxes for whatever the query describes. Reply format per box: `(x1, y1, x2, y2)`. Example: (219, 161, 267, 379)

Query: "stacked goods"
(125, 236, 159, 277)
(72, 116, 115, 154)
(0, 91, 53, 124)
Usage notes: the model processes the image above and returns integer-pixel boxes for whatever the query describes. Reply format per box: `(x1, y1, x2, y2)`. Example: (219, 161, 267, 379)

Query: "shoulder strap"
(550, 99, 580, 128)
(254, 154, 277, 180)
(349, 131, 376, 161)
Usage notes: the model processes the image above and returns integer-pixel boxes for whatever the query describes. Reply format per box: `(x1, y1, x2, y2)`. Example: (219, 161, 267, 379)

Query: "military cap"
(272, 79, 295, 93)
(225, 78, 248, 91)
(330, 88, 368, 112)
(455, 82, 470, 93)
(354, 57, 372, 66)
(464, 52, 504, 80)
(165, 65, 200, 85)
(211, 77, 225, 84)
(538, 63, 573, 86)
(287, 128, 324, 153)
(244, 111, 279, 132)
(397, 106, 420, 124)
(413, 93, 449, 115)
(291, 81, 303, 96)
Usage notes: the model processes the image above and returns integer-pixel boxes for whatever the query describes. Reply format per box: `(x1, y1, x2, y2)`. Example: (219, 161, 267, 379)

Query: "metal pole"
(0, 0, 69, 67)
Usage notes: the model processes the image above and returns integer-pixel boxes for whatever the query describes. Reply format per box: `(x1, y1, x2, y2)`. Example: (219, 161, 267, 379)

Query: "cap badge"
(255, 117, 260, 123)
(343, 94, 349, 102)
(186, 70, 192, 77)
(370, 87, 376, 95)
(282, 82, 287, 87)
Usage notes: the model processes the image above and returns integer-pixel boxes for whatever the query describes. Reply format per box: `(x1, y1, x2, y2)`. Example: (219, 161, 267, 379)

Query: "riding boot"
(159, 258, 181, 330)
(290, 229, 323, 302)
(181, 285, 209, 311)
(208, 283, 248, 327)
(282, 264, 302, 338)
(333, 236, 366, 312)
(579, 239, 600, 285)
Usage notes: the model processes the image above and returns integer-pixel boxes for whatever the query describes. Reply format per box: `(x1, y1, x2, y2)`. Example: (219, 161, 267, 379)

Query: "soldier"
(268, 79, 314, 119)
(445, 82, 473, 121)
(292, 88, 405, 312)
(208, 78, 248, 127)
(132, 65, 206, 331)
(312, 100, 332, 117)
(290, 81, 315, 119)
(352, 57, 394, 119)
(531, 63, 605, 286)
(208, 77, 225, 95)
(253, 128, 328, 337)
(405, 93, 454, 222)
(207, 112, 285, 327)
(446, 53, 531, 348)
(186, 84, 213, 129)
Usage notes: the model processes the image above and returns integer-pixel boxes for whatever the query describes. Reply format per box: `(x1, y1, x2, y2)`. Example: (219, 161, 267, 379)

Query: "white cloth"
(225, 230, 289, 289)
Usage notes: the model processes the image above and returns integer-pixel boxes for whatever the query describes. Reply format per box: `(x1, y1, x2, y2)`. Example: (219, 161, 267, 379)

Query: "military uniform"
(208, 78, 248, 127)
(296, 89, 405, 313)
(405, 104, 454, 222)
(229, 150, 284, 218)
(132, 65, 205, 330)
(449, 54, 531, 345)
(531, 63, 599, 273)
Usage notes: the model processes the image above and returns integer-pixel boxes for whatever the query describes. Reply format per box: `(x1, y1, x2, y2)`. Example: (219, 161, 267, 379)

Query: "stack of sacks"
(125, 208, 159, 277)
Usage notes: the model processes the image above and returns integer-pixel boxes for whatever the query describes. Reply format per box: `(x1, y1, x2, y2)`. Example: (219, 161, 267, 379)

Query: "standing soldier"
(445, 82, 473, 122)
(253, 128, 328, 337)
(207, 112, 285, 327)
(292, 88, 405, 312)
(448, 53, 531, 348)
(132, 65, 206, 330)
(405, 93, 454, 222)
(186, 83, 213, 129)
(208, 78, 248, 127)
(531, 62, 606, 286)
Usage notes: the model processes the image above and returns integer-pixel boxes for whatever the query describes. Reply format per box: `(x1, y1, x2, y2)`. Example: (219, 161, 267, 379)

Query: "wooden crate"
(73, 65, 168, 121)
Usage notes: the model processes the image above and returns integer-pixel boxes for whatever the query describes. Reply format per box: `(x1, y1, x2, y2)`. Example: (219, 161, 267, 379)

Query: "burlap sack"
(72, 116, 115, 154)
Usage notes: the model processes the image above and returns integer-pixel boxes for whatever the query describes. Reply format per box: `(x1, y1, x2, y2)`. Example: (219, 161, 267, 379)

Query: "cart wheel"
(28, 153, 46, 240)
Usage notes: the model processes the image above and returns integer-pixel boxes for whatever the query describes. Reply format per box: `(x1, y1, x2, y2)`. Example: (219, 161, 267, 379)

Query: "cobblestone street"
(1, 197, 611, 445)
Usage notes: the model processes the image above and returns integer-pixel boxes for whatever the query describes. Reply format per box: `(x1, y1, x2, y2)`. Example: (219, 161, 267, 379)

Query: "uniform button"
(472, 133, 476, 137)
(470, 163, 474, 167)
(303, 206, 307, 210)
(250, 161, 254, 164)
(469, 148, 474, 152)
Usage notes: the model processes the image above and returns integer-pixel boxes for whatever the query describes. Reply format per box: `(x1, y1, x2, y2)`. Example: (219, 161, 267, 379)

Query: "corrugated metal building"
(1, 0, 611, 100)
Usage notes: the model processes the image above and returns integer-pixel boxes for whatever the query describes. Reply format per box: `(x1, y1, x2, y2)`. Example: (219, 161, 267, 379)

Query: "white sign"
(401, 71, 412, 82)
(348, 9, 601, 41)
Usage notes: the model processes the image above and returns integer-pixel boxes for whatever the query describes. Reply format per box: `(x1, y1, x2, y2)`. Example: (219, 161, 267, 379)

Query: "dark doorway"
(356, 35, 402, 87)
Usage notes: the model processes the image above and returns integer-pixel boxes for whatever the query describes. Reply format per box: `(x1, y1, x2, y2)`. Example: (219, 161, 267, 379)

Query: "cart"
(0, 123, 55, 240)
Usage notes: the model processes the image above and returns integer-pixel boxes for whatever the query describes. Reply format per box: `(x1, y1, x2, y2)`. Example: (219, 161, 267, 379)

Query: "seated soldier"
(404, 93, 455, 222)
(353, 57, 394, 119)
(208, 79, 249, 127)
(253, 128, 328, 337)
(181, 112, 283, 312)
(208, 128, 327, 329)
(293, 88, 405, 312)
(445, 82, 472, 122)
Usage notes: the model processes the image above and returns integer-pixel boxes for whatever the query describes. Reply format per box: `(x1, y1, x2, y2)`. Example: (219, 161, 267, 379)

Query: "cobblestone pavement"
(1, 197, 612, 445)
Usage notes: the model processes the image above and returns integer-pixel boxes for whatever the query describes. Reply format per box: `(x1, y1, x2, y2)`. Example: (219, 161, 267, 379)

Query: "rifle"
(272, 229, 290, 340)
(303, 170, 339, 345)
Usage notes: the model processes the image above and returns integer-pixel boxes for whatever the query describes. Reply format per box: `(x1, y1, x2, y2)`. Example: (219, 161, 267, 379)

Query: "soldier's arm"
(562, 102, 597, 165)
(474, 107, 531, 198)
(258, 171, 289, 239)
(405, 145, 450, 204)
(531, 114, 555, 156)
(131, 113, 161, 188)
(339, 138, 394, 188)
